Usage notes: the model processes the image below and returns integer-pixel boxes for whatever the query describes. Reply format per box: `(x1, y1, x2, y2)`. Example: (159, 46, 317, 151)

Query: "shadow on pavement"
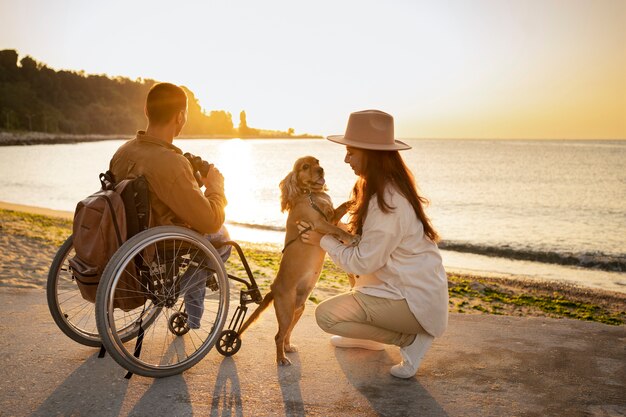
(277, 352, 305, 417)
(128, 374, 192, 416)
(210, 357, 244, 417)
(334, 348, 449, 417)
(31, 352, 130, 417)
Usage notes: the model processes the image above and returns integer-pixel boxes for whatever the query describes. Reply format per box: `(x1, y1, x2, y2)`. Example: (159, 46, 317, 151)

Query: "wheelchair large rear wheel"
(47, 236, 161, 347)
(95, 226, 230, 378)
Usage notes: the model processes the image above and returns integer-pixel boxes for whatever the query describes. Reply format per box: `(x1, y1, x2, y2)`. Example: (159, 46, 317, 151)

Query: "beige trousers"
(315, 291, 427, 347)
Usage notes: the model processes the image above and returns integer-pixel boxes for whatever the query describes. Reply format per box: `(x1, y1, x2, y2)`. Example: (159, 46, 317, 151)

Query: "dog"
(238, 156, 358, 365)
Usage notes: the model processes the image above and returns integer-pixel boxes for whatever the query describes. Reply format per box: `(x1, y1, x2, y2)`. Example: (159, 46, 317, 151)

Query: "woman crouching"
(298, 110, 448, 379)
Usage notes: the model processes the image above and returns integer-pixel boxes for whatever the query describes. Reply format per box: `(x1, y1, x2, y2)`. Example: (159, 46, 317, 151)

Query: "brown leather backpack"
(69, 172, 150, 311)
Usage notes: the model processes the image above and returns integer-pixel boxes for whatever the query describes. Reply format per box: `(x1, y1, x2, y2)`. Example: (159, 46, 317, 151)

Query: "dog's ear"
(279, 170, 299, 212)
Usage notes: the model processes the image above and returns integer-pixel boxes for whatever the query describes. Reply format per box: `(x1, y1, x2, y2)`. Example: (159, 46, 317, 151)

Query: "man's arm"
(164, 164, 227, 235)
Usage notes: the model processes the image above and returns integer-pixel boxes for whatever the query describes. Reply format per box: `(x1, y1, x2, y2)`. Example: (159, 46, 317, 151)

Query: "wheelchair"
(47, 224, 263, 378)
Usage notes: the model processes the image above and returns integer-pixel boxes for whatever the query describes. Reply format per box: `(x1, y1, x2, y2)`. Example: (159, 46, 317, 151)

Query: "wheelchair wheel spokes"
(111, 300, 161, 339)
(96, 226, 229, 378)
(47, 236, 100, 346)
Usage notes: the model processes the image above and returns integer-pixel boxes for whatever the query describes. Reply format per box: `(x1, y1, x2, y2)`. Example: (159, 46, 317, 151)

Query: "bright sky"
(1, 0, 624, 139)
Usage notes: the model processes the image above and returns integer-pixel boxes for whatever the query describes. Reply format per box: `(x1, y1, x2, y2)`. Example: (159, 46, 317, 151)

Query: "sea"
(1, 138, 625, 293)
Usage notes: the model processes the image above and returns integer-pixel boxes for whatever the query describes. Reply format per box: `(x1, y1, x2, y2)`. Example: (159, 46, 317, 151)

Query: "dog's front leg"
(332, 201, 350, 223)
(312, 220, 361, 246)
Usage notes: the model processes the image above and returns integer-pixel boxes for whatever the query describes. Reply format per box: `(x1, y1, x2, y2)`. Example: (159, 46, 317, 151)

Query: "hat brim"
(326, 135, 411, 151)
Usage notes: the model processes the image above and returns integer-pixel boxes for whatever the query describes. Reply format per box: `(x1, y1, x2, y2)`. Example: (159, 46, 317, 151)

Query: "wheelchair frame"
(47, 225, 263, 378)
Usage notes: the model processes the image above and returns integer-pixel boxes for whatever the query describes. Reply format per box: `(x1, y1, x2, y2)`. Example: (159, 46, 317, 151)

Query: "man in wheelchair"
(109, 82, 231, 329)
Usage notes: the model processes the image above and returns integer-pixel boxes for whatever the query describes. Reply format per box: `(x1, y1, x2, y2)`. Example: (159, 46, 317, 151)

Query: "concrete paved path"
(0, 288, 624, 417)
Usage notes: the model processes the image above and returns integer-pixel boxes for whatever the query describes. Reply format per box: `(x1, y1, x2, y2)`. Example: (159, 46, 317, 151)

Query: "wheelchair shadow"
(128, 374, 192, 416)
(210, 357, 244, 417)
(129, 337, 198, 416)
(31, 352, 130, 417)
(333, 348, 449, 417)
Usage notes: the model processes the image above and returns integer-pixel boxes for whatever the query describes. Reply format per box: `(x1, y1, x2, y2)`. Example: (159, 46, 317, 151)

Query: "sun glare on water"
(214, 139, 253, 221)
(211, 139, 284, 244)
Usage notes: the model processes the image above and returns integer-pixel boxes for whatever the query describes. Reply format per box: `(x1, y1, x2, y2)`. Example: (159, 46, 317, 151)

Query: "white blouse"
(320, 185, 449, 337)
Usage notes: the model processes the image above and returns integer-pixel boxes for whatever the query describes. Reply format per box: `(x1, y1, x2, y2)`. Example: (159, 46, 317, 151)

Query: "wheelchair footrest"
(240, 288, 263, 304)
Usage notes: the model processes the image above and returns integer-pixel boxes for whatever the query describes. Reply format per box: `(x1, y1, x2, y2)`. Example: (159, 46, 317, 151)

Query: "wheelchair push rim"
(95, 226, 230, 378)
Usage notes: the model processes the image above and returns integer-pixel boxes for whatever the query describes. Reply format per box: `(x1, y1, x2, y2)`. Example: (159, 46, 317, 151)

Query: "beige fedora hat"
(327, 109, 411, 151)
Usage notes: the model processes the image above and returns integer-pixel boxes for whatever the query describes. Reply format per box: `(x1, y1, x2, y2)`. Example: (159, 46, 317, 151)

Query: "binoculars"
(184, 152, 213, 187)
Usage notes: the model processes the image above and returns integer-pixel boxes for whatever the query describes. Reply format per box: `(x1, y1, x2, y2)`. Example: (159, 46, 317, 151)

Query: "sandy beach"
(1, 201, 624, 326)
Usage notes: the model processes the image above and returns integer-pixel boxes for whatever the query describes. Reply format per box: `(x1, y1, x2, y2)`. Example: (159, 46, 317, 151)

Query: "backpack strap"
(134, 176, 150, 231)
(99, 171, 116, 191)
(119, 176, 150, 239)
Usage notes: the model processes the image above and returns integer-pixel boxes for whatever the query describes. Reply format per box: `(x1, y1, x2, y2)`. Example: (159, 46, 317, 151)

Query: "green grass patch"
(0, 209, 72, 246)
(448, 275, 625, 326)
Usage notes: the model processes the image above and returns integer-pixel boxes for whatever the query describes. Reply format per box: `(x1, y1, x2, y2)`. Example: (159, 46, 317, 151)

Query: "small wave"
(223, 222, 625, 272)
(439, 241, 626, 273)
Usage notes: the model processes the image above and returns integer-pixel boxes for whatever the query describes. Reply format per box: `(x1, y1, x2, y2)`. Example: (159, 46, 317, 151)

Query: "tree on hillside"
(0, 51, 150, 134)
(205, 110, 234, 135)
(239, 110, 248, 133)
(181, 87, 234, 135)
(0, 50, 241, 136)
(0, 49, 310, 137)
(237, 110, 259, 137)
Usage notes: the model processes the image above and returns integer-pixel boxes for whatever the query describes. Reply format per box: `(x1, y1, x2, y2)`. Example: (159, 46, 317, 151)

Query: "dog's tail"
(237, 291, 274, 336)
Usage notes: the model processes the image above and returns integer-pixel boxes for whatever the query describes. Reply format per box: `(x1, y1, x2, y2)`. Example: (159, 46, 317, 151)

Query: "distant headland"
(0, 131, 323, 146)
(0, 49, 321, 144)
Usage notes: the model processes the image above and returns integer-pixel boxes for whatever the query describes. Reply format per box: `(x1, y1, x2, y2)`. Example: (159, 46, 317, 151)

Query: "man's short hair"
(145, 83, 187, 125)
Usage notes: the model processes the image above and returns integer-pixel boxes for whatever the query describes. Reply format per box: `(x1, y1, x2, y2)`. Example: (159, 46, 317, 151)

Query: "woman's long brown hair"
(347, 149, 440, 242)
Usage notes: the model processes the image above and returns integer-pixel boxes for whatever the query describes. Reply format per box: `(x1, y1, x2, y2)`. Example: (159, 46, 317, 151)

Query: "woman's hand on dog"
(297, 221, 323, 246)
(298, 221, 360, 247)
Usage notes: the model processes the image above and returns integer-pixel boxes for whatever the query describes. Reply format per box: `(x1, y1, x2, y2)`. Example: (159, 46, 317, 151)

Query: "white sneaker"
(330, 336, 385, 351)
(390, 332, 434, 379)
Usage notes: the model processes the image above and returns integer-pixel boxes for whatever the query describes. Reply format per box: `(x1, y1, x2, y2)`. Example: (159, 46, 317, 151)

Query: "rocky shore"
(0, 131, 123, 146)
(0, 131, 323, 146)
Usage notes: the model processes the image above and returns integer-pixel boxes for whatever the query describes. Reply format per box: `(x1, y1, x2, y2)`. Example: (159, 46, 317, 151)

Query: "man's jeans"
(179, 225, 232, 329)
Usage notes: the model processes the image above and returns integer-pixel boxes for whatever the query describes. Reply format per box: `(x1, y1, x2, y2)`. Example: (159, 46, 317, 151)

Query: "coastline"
(1, 201, 624, 325)
(0, 131, 124, 146)
(0, 131, 323, 146)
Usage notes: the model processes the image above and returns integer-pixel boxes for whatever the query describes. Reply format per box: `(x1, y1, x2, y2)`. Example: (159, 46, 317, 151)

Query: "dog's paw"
(277, 357, 292, 366)
(336, 231, 359, 246)
(285, 344, 298, 353)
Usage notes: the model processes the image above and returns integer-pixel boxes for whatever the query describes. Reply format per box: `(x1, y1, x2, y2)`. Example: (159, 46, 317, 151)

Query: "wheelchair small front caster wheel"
(216, 329, 241, 357)
(168, 312, 190, 336)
